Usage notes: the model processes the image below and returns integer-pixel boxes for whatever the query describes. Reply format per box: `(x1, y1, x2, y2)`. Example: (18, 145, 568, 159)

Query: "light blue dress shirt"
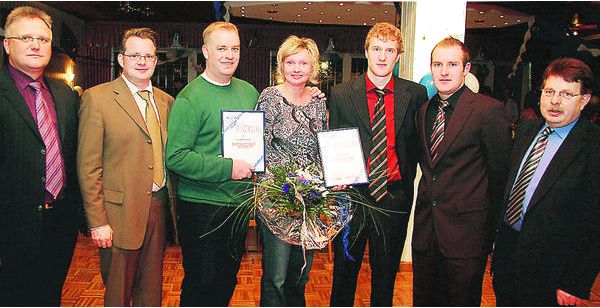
(508, 119, 578, 231)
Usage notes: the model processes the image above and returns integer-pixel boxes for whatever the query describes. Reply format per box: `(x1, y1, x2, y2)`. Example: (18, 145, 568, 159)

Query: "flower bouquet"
(254, 161, 355, 250)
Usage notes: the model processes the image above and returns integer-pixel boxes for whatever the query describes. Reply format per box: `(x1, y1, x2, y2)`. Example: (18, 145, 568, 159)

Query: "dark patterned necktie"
(30, 81, 64, 198)
(430, 100, 449, 161)
(368, 88, 388, 202)
(505, 126, 554, 226)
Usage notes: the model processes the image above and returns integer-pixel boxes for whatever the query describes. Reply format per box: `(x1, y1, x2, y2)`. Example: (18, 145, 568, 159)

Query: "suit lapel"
(350, 76, 371, 143)
(393, 78, 410, 136)
(419, 99, 434, 167)
(527, 120, 589, 210)
(45, 78, 67, 142)
(152, 88, 169, 147)
(432, 89, 475, 166)
(113, 77, 150, 137)
(0, 70, 42, 141)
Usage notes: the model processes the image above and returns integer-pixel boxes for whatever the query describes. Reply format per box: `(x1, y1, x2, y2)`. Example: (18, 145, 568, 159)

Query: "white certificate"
(221, 110, 266, 173)
(317, 128, 368, 187)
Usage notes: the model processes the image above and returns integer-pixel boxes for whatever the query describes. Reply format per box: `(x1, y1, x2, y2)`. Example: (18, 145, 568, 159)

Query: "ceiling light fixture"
(384, 10, 389, 13)
(336, 15, 341, 19)
(339, 2, 344, 6)
(346, 8, 352, 12)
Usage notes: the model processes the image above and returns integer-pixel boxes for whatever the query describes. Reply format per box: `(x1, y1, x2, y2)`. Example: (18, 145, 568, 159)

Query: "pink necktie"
(30, 81, 64, 198)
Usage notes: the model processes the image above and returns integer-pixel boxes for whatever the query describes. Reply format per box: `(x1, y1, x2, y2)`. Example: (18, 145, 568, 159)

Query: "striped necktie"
(430, 99, 449, 161)
(137, 90, 164, 186)
(30, 81, 64, 199)
(368, 88, 388, 202)
(505, 126, 554, 226)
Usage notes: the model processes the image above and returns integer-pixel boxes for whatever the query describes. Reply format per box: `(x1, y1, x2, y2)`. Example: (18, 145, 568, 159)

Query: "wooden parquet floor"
(61, 234, 600, 307)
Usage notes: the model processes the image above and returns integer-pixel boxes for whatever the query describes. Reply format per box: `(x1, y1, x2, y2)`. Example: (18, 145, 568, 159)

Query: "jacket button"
(432, 175, 437, 182)
(432, 200, 438, 207)
(41, 176, 46, 182)
(41, 149, 46, 155)
(37, 205, 44, 211)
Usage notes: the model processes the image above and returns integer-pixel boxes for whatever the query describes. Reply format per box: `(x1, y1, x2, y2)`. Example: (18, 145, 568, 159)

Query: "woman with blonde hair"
(256, 35, 326, 306)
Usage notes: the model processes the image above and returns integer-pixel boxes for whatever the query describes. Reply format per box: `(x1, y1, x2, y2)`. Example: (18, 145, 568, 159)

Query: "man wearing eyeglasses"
(492, 57, 600, 306)
(0, 6, 82, 306)
(77, 27, 175, 306)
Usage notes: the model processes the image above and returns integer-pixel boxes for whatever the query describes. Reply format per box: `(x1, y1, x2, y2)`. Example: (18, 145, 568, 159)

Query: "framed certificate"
(221, 110, 266, 173)
(317, 128, 369, 187)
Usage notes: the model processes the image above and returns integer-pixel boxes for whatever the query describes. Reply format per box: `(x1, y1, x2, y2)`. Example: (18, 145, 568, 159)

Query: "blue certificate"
(221, 110, 266, 173)
(317, 128, 368, 187)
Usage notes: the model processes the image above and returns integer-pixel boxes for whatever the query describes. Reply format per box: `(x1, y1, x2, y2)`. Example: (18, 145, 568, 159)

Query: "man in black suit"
(328, 22, 427, 306)
(412, 37, 512, 306)
(0, 6, 81, 306)
(492, 58, 599, 306)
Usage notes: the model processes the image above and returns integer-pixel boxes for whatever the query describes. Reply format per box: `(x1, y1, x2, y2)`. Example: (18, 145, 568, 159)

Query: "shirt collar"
(121, 74, 153, 96)
(435, 85, 465, 109)
(201, 72, 231, 86)
(365, 74, 394, 94)
(545, 118, 578, 140)
(8, 64, 47, 91)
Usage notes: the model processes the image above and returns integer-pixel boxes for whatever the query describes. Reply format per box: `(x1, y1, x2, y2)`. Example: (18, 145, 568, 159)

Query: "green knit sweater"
(166, 75, 259, 206)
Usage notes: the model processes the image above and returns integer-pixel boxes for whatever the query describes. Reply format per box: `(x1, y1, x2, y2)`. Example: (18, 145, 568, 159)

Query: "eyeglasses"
(121, 54, 157, 62)
(6, 35, 51, 44)
(541, 89, 581, 100)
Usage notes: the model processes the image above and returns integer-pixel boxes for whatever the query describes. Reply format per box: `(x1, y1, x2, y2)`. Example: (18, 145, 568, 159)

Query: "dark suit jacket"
(492, 118, 600, 300)
(328, 74, 427, 204)
(414, 88, 512, 258)
(0, 68, 81, 259)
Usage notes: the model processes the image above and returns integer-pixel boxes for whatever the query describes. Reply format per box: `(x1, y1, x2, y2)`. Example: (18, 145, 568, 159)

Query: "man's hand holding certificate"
(317, 128, 368, 187)
(222, 110, 266, 173)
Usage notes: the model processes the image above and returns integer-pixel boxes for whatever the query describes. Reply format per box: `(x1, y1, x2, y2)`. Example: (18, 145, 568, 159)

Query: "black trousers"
(177, 199, 247, 307)
(492, 224, 558, 306)
(0, 202, 79, 306)
(330, 183, 411, 307)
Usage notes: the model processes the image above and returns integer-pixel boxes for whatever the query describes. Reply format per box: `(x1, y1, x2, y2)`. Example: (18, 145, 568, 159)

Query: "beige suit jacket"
(77, 76, 175, 250)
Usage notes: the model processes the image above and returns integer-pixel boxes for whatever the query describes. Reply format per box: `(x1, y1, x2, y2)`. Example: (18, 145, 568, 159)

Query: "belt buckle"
(43, 203, 54, 210)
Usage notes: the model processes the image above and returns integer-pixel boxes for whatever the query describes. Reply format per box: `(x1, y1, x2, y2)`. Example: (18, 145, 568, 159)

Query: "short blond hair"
(431, 36, 470, 66)
(4, 6, 52, 35)
(365, 22, 403, 54)
(202, 21, 238, 44)
(275, 35, 320, 85)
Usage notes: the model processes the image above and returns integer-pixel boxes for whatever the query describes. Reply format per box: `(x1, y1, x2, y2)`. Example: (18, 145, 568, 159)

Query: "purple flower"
(282, 183, 291, 194)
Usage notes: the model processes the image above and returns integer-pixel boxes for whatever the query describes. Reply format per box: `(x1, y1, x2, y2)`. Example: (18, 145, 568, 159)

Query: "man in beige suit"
(77, 28, 174, 306)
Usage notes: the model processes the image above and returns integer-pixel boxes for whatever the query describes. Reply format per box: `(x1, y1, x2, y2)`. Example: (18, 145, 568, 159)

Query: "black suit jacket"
(0, 68, 81, 259)
(414, 88, 512, 258)
(493, 118, 600, 300)
(328, 74, 427, 204)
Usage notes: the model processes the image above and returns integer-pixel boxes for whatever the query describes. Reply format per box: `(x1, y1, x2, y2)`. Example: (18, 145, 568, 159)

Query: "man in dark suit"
(492, 58, 599, 306)
(0, 6, 81, 306)
(413, 37, 512, 306)
(328, 22, 427, 306)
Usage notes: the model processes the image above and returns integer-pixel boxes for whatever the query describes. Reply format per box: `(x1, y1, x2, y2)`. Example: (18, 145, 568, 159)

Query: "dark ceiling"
(41, 1, 600, 27)
(42, 1, 219, 23)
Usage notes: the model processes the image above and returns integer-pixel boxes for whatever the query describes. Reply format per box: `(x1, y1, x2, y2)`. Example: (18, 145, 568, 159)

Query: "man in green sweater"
(165, 22, 259, 306)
